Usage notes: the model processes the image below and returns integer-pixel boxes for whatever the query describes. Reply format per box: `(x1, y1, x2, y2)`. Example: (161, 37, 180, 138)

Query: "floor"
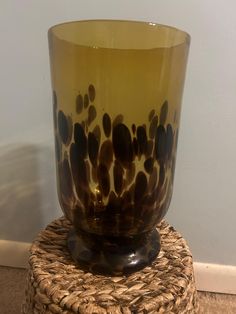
(0, 266, 235, 314)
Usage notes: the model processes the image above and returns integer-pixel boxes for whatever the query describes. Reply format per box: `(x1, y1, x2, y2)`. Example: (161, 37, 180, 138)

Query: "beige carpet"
(0, 266, 235, 314)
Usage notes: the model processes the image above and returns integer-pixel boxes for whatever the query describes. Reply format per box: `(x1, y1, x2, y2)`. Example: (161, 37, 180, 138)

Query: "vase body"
(48, 20, 190, 275)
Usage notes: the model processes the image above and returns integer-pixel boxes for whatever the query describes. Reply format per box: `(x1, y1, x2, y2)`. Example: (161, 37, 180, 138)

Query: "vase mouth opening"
(48, 19, 190, 50)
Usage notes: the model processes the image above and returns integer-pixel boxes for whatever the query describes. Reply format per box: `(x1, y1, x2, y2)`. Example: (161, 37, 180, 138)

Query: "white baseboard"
(194, 262, 236, 294)
(1, 240, 236, 294)
(0, 239, 30, 268)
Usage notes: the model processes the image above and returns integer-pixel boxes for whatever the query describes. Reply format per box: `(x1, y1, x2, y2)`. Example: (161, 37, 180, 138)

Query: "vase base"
(67, 228, 160, 276)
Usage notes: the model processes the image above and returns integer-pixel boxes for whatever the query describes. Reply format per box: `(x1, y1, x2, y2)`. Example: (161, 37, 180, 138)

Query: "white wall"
(0, 0, 236, 265)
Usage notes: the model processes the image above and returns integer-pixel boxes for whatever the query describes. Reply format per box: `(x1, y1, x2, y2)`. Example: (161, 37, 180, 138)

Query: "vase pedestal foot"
(67, 228, 160, 275)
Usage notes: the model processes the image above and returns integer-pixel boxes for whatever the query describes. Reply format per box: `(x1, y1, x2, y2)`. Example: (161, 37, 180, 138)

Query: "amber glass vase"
(48, 20, 190, 275)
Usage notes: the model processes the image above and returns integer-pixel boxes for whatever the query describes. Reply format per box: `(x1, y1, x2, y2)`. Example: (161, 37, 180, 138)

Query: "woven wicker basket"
(22, 217, 199, 314)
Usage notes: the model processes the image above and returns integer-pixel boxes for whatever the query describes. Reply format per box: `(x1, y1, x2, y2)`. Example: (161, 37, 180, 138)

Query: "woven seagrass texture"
(22, 217, 199, 314)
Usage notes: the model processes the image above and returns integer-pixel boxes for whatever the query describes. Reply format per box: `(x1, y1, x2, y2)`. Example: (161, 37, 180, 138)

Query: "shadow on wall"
(0, 143, 61, 243)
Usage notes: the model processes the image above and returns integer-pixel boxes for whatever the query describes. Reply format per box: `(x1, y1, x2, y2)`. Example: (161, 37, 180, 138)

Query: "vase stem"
(67, 227, 160, 275)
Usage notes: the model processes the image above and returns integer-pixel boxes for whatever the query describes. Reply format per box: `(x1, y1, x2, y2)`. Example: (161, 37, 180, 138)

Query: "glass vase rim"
(48, 19, 190, 51)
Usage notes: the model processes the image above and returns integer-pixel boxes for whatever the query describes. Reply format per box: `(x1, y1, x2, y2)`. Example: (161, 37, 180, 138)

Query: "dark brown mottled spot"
(122, 190, 132, 204)
(132, 124, 136, 134)
(99, 140, 113, 169)
(92, 166, 98, 183)
(81, 121, 85, 130)
(74, 123, 87, 158)
(76, 94, 83, 114)
(133, 138, 139, 155)
(88, 132, 99, 166)
(107, 191, 119, 212)
(70, 143, 87, 187)
(93, 125, 101, 146)
(142, 207, 154, 226)
(70, 143, 88, 191)
(66, 116, 73, 145)
(121, 204, 134, 230)
(108, 191, 116, 204)
(102, 113, 111, 137)
(126, 163, 135, 186)
(59, 158, 74, 201)
(149, 115, 158, 139)
(112, 114, 124, 128)
(160, 100, 168, 125)
(85, 160, 91, 183)
(148, 109, 155, 122)
(128, 183, 135, 199)
(84, 94, 89, 109)
(155, 125, 167, 162)
(88, 105, 97, 125)
(134, 172, 147, 203)
(146, 140, 154, 157)
(112, 123, 133, 164)
(73, 205, 85, 230)
(137, 126, 148, 155)
(83, 191, 91, 210)
(166, 124, 174, 159)
(159, 163, 165, 186)
(58, 110, 69, 144)
(105, 193, 122, 228)
(113, 161, 124, 195)
(122, 178, 128, 190)
(144, 158, 154, 174)
(97, 164, 110, 197)
(149, 167, 158, 192)
(88, 84, 96, 102)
